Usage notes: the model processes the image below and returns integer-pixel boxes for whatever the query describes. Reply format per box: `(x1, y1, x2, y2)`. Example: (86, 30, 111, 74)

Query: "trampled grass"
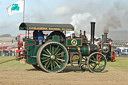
(0, 56, 128, 72)
(0, 56, 32, 68)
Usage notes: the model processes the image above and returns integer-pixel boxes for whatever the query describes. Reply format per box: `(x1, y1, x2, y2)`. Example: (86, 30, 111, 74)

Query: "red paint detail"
(112, 52, 116, 62)
(16, 33, 33, 57)
(16, 50, 20, 52)
(98, 55, 101, 61)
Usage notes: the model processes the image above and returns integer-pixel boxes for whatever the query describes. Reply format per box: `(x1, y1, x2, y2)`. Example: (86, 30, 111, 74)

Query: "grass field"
(0, 56, 128, 85)
(0, 56, 128, 71)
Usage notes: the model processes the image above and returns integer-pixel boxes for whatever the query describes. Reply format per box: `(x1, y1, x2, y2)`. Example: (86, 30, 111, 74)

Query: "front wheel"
(37, 42, 69, 73)
(87, 52, 107, 72)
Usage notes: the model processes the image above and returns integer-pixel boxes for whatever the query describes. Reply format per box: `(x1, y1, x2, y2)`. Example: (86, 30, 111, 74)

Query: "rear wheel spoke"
(46, 49, 51, 55)
(52, 46, 54, 54)
(55, 61, 61, 68)
(42, 58, 50, 63)
(41, 57, 48, 60)
(47, 61, 51, 68)
(57, 58, 65, 62)
(55, 49, 61, 55)
(51, 61, 53, 70)
(43, 50, 49, 55)
(54, 46, 59, 54)
(56, 52, 64, 56)
(42, 54, 50, 57)
(45, 60, 50, 67)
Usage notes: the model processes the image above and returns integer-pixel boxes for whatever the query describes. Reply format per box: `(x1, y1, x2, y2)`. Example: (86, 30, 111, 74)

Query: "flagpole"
(23, 0, 25, 22)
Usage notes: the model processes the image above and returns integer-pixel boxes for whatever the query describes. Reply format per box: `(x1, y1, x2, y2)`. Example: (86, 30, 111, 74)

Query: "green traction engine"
(19, 22, 107, 73)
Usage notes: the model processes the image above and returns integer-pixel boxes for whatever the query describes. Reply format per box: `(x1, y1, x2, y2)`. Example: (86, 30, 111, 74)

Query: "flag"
(7, 0, 24, 16)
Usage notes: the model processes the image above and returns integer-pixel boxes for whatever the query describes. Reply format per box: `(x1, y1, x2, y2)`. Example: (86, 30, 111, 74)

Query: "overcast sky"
(0, 0, 128, 40)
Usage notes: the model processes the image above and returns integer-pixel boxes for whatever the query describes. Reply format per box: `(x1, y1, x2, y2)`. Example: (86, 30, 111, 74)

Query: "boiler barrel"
(80, 45, 91, 56)
(68, 45, 95, 56)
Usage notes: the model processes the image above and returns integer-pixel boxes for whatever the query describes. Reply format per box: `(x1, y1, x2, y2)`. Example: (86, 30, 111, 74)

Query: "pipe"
(90, 22, 95, 44)
(104, 33, 108, 43)
(84, 31, 86, 36)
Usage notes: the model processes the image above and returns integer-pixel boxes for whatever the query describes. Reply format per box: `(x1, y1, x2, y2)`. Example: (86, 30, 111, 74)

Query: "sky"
(0, 0, 128, 40)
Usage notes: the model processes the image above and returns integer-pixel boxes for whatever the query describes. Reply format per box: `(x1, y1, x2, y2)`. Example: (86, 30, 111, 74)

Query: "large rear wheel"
(37, 42, 69, 72)
(32, 65, 41, 70)
(87, 52, 107, 72)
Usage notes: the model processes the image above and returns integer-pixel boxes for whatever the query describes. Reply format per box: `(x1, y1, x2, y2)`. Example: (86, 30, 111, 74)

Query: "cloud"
(0, 18, 24, 36)
(70, 13, 96, 36)
(1, 0, 128, 39)
(53, 6, 71, 16)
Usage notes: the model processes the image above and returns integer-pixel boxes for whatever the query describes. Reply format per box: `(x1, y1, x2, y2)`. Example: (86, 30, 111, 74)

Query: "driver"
(38, 30, 44, 45)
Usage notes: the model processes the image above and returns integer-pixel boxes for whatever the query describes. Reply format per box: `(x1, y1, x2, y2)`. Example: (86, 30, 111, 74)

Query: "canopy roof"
(19, 22, 74, 31)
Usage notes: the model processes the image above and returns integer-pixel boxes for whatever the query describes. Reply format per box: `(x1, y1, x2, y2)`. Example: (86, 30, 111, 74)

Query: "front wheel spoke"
(98, 63, 105, 67)
(90, 63, 95, 67)
(42, 54, 50, 57)
(96, 55, 98, 61)
(98, 65, 104, 69)
(93, 65, 97, 70)
(57, 58, 65, 62)
(55, 61, 61, 68)
(90, 59, 95, 63)
(90, 63, 96, 69)
(92, 56, 95, 61)
(42, 58, 50, 63)
(46, 49, 51, 55)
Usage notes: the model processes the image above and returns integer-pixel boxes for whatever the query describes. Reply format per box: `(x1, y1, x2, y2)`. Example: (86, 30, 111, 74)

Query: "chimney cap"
(91, 22, 96, 24)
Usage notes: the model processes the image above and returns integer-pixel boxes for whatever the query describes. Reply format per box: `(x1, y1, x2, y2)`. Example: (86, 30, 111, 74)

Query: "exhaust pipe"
(102, 33, 108, 43)
(90, 22, 95, 44)
(104, 33, 108, 43)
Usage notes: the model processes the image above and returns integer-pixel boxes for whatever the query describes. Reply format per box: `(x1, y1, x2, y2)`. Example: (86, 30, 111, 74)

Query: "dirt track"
(0, 58, 128, 85)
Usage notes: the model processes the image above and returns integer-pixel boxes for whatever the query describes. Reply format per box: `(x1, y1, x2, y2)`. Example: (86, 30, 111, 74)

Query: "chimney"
(90, 22, 95, 44)
(104, 33, 108, 43)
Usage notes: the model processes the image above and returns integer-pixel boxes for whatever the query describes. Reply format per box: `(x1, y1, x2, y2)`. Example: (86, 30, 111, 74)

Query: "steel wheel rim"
(39, 42, 68, 72)
(87, 52, 107, 72)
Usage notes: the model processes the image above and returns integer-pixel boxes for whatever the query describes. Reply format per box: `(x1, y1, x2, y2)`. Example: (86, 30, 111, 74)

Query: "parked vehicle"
(16, 34, 33, 57)
(97, 33, 116, 62)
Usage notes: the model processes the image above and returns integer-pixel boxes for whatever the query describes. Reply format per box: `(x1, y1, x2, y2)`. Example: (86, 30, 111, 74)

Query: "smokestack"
(90, 22, 95, 44)
(104, 33, 108, 43)
(102, 33, 108, 43)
